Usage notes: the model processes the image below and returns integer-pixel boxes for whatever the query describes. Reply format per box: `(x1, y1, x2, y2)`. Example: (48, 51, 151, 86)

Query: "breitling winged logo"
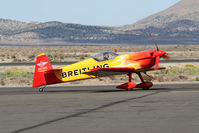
(37, 61, 48, 71)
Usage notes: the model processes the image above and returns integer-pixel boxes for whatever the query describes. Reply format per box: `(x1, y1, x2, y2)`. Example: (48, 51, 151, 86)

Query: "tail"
(32, 53, 62, 88)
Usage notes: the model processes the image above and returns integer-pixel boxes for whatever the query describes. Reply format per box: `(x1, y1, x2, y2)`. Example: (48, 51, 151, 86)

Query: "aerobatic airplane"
(33, 46, 169, 92)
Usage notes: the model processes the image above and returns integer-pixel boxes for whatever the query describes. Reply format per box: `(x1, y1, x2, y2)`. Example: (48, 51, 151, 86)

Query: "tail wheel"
(39, 86, 46, 92)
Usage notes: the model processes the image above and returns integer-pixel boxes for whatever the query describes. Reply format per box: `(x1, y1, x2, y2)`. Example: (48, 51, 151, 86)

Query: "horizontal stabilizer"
(45, 68, 62, 73)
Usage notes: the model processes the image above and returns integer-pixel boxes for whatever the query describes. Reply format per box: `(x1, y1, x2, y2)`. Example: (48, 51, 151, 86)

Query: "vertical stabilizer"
(32, 53, 52, 88)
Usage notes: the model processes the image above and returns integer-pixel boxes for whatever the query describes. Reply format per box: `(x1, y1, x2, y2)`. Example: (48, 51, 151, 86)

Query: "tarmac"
(0, 83, 199, 133)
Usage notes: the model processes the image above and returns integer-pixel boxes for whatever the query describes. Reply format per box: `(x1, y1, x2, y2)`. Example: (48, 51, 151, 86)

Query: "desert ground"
(0, 45, 199, 63)
(0, 45, 199, 87)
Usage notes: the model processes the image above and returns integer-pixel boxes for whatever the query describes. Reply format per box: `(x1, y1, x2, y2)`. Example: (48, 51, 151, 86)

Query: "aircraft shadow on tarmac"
(92, 88, 169, 93)
(46, 89, 124, 93)
(45, 87, 169, 93)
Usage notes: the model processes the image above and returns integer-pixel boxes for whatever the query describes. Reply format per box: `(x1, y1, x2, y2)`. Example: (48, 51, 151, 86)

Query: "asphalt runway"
(0, 83, 199, 133)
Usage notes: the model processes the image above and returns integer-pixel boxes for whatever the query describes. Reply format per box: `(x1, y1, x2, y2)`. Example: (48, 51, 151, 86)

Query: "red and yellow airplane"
(33, 48, 169, 92)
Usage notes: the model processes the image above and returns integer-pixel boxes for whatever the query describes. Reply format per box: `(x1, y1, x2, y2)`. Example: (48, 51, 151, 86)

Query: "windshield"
(93, 51, 119, 62)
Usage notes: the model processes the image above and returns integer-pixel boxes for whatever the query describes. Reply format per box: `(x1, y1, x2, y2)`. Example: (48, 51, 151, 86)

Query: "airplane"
(33, 46, 169, 92)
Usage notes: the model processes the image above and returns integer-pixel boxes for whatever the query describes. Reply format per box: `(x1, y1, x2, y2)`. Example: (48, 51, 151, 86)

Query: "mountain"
(119, 0, 199, 44)
(0, 19, 117, 44)
(121, 0, 199, 30)
(1, 0, 199, 45)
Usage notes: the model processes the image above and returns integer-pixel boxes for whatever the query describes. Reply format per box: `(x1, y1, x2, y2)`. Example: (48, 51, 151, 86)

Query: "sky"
(0, 0, 180, 26)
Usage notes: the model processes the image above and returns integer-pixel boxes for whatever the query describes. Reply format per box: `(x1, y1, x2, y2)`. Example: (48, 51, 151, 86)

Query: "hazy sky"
(0, 0, 180, 26)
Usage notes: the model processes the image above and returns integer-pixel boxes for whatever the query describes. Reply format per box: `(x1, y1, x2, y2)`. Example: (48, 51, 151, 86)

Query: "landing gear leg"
(116, 72, 136, 90)
(136, 72, 153, 90)
(128, 72, 134, 91)
(137, 72, 144, 83)
(39, 86, 46, 92)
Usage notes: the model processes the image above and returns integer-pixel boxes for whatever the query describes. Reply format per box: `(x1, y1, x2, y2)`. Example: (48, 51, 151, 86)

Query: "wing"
(91, 67, 166, 72)
(82, 67, 133, 77)
(136, 67, 166, 72)
(91, 67, 135, 72)
(84, 67, 166, 77)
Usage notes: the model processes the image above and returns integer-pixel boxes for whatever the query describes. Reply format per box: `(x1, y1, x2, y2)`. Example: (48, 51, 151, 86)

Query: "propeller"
(155, 55, 160, 70)
(162, 53, 170, 60)
(152, 33, 159, 51)
(144, 72, 154, 79)
(152, 33, 160, 70)
(151, 33, 170, 70)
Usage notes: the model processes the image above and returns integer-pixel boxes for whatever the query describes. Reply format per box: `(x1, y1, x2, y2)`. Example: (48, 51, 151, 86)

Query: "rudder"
(32, 53, 53, 88)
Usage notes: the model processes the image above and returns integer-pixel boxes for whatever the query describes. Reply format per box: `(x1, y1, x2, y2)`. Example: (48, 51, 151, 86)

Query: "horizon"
(0, 0, 180, 26)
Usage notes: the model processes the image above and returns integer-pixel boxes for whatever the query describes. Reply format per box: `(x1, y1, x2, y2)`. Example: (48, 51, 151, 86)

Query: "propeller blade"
(144, 72, 154, 79)
(152, 33, 159, 51)
(163, 54, 170, 60)
(155, 56, 160, 70)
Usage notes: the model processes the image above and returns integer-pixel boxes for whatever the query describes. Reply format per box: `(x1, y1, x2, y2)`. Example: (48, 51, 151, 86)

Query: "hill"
(121, 0, 199, 30)
(119, 0, 199, 44)
(0, 19, 120, 45)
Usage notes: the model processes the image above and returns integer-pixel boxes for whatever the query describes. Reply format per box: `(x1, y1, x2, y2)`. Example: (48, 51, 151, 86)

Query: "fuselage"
(55, 50, 158, 82)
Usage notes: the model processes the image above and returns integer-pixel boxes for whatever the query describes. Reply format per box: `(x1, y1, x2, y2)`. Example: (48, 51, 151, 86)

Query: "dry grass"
(0, 67, 34, 86)
(0, 45, 199, 86)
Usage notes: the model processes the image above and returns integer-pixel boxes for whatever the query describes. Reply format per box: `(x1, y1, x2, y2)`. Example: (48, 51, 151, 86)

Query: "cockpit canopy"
(93, 51, 119, 62)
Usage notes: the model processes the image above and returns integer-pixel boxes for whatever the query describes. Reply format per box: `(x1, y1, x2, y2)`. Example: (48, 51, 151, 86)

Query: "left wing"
(91, 67, 166, 72)
(84, 67, 166, 77)
(83, 67, 134, 77)
(136, 67, 166, 72)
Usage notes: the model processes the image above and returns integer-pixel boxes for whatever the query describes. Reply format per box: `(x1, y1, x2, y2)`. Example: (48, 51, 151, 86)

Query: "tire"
(39, 88, 44, 92)
(39, 86, 46, 92)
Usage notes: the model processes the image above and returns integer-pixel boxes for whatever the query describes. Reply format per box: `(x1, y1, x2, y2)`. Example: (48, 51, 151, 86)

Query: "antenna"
(151, 33, 159, 51)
